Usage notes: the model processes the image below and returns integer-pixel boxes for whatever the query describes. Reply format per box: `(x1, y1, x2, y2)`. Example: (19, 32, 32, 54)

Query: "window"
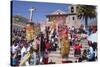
(72, 17, 75, 20)
(71, 6, 74, 13)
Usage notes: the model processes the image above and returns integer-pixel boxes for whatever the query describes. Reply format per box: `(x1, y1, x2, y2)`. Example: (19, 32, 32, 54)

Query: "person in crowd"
(45, 40, 51, 52)
(78, 49, 88, 62)
(11, 54, 17, 66)
(21, 44, 26, 59)
(70, 32, 76, 46)
(79, 25, 86, 34)
(15, 53, 21, 65)
(68, 32, 72, 46)
(91, 25, 97, 51)
(74, 41, 82, 57)
(43, 50, 49, 64)
(45, 26, 50, 42)
(30, 38, 40, 65)
(88, 25, 92, 35)
(87, 43, 95, 61)
(21, 43, 30, 65)
(39, 32, 46, 62)
(82, 49, 88, 61)
(29, 50, 37, 65)
(11, 42, 19, 55)
(71, 26, 75, 33)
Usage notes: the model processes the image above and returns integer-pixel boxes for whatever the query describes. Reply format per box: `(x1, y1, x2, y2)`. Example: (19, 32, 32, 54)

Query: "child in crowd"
(74, 41, 82, 57)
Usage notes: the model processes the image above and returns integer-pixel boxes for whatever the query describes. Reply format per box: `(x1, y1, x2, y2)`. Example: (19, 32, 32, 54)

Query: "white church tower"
(66, 5, 81, 28)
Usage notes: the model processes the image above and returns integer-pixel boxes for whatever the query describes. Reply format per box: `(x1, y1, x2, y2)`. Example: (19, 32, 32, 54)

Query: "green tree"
(77, 5, 96, 29)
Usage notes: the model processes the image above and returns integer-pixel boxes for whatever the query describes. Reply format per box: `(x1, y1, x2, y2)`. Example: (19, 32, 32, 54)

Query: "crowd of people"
(11, 23, 97, 66)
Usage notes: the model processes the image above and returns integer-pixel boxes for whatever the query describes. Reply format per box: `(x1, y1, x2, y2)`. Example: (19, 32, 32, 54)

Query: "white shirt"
(21, 46, 26, 57)
(12, 44, 18, 54)
(87, 47, 94, 59)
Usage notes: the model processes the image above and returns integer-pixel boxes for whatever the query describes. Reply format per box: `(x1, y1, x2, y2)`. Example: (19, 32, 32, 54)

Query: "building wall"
(66, 15, 81, 28)
(65, 5, 81, 28)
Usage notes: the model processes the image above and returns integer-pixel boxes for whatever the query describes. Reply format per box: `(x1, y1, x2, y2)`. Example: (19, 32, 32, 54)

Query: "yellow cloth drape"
(60, 35, 70, 58)
(26, 24, 34, 41)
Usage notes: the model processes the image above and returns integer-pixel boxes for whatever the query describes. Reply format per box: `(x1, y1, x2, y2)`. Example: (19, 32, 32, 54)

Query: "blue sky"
(12, 1, 69, 23)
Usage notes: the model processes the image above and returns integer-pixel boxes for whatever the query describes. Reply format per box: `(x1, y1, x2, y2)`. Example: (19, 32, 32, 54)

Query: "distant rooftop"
(46, 9, 76, 17)
(50, 9, 66, 15)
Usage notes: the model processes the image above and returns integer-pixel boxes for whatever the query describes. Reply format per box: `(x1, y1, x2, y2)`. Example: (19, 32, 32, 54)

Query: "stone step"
(49, 51, 74, 57)
(48, 39, 89, 63)
(48, 46, 89, 63)
(49, 54, 77, 63)
(49, 50, 88, 61)
(50, 47, 89, 55)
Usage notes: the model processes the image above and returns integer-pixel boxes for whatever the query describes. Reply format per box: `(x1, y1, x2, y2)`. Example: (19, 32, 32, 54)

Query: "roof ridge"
(50, 9, 66, 15)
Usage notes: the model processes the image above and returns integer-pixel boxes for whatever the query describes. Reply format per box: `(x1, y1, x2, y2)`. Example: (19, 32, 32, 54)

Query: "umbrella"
(87, 32, 97, 43)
